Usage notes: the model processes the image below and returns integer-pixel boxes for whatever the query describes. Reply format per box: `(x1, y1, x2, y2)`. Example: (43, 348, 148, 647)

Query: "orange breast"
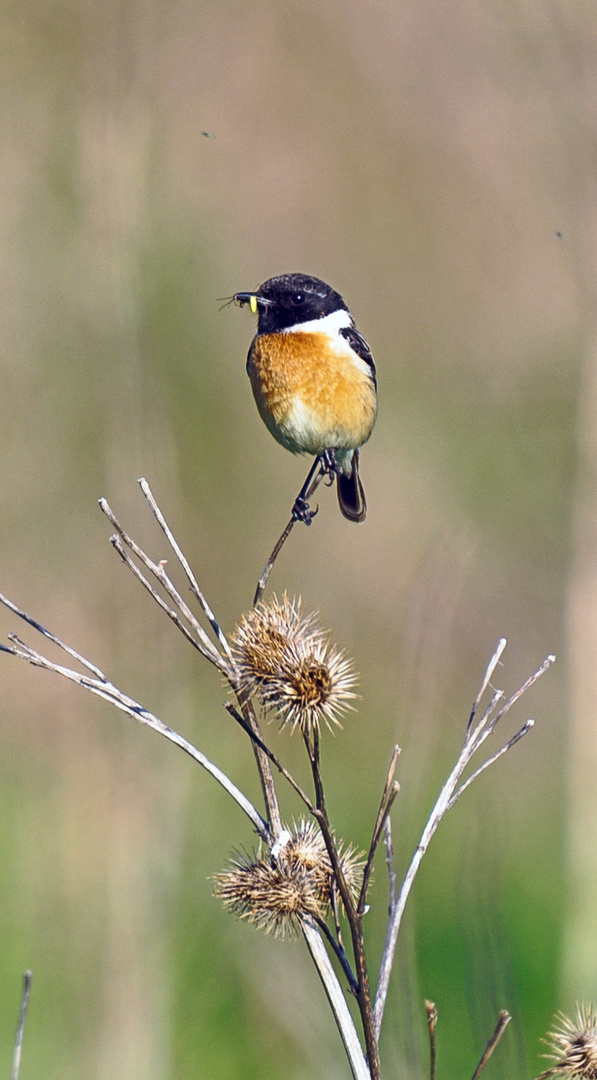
(248, 332, 377, 456)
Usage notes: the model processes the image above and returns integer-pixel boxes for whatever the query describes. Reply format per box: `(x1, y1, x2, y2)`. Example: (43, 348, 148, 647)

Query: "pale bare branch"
(12, 971, 32, 1080)
(5, 633, 268, 840)
(373, 644, 555, 1040)
(99, 497, 231, 676)
(138, 478, 235, 666)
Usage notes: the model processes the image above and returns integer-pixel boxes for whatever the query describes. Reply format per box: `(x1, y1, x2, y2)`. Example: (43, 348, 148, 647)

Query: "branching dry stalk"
(0, 479, 556, 1080)
(100, 479, 281, 833)
(0, 605, 268, 839)
(0, 480, 366, 1080)
(373, 640, 555, 1040)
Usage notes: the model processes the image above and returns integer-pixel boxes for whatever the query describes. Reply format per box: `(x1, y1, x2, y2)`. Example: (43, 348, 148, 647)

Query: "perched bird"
(234, 273, 377, 523)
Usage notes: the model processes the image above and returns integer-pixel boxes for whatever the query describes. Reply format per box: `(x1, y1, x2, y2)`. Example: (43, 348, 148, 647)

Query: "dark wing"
(340, 326, 377, 388)
(246, 338, 255, 376)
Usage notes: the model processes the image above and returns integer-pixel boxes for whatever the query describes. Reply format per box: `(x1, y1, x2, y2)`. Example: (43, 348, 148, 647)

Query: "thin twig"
(359, 747, 401, 913)
(224, 702, 316, 812)
(234, 694, 282, 837)
(373, 644, 555, 1041)
(100, 498, 229, 675)
(5, 634, 269, 840)
(466, 638, 507, 737)
(99, 491, 282, 832)
(383, 817, 396, 913)
(479, 655, 555, 740)
(254, 461, 327, 605)
(470, 1010, 511, 1080)
(138, 478, 235, 666)
(12, 971, 32, 1080)
(330, 881, 345, 951)
(254, 517, 297, 606)
(110, 533, 225, 668)
(314, 915, 359, 994)
(425, 1000, 438, 1080)
(447, 720, 535, 809)
(0, 592, 107, 680)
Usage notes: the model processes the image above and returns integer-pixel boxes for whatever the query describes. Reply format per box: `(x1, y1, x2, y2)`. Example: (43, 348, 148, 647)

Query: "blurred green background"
(0, 0, 595, 1077)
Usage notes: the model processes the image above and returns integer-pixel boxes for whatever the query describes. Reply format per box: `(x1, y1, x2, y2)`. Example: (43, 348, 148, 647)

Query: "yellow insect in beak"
(249, 295, 258, 314)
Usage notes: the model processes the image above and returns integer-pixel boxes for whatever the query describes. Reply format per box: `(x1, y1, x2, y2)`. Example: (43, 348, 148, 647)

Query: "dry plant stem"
(425, 1000, 438, 1080)
(226, 705, 363, 1009)
(99, 493, 281, 833)
(0, 602, 363, 1079)
(301, 919, 371, 1080)
(99, 499, 229, 675)
(224, 702, 316, 813)
(314, 916, 359, 994)
(12, 971, 32, 1080)
(253, 460, 327, 605)
(137, 477, 235, 667)
(359, 746, 401, 914)
(466, 637, 507, 734)
(373, 643, 555, 1041)
(0, 605, 269, 841)
(330, 883, 345, 951)
(470, 1010, 511, 1080)
(109, 532, 224, 665)
(306, 730, 381, 1080)
(232, 695, 282, 836)
(383, 818, 396, 913)
(446, 719, 534, 810)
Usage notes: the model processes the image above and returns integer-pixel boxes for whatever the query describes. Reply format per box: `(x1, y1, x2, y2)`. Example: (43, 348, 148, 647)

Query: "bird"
(233, 273, 377, 523)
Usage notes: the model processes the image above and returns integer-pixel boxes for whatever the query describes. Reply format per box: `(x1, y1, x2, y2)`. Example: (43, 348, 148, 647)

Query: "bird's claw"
(321, 449, 342, 481)
(292, 497, 319, 525)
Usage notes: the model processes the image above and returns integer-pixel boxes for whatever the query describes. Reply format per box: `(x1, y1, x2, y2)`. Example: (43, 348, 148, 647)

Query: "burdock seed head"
(537, 1005, 597, 1079)
(232, 595, 357, 736)
(213, 850, 323, 938)
(213, 819, 364, 937)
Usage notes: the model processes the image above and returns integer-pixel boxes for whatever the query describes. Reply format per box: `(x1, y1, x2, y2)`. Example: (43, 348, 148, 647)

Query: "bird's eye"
(290, 293, 305, 306)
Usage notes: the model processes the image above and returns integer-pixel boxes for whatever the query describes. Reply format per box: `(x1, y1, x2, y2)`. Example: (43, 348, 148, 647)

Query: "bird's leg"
(321, 448, 342, 486)
(254, 457, 328, 605)
(291, 456, 326, 524)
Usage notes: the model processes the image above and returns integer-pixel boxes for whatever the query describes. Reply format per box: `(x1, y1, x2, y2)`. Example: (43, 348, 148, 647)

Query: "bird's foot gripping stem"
(321, 449, 342, 485)
(291, 496, 319, 525)
(290, 452, 339, 524)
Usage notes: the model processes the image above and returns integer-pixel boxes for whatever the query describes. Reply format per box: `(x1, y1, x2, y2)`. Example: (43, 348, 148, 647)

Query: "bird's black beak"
(233, 292, 273, 313)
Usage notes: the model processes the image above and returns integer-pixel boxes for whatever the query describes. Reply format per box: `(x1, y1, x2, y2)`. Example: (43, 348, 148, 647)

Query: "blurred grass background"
(0, 0, 595, 1077)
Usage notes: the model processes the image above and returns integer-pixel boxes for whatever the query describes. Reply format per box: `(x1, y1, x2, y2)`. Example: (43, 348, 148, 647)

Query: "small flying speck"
(201, 131, 216, 138)
(555, 230, 563, 238)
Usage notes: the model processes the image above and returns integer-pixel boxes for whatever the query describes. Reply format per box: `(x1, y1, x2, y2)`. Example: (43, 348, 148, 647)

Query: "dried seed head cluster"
(538, 1006, 597, 1079)
(213, 818, 364, 938)
(232, 596, 357, 736)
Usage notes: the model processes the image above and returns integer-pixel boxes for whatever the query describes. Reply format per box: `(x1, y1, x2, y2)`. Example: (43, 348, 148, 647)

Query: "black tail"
(336, 450, 367, 523)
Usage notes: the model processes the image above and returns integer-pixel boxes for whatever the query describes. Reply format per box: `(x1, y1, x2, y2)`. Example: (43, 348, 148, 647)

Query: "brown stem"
(425, 1000, 438, 1080)
(232, 691, 282, 836)
(359, 746, 401, 913)
(224, 702, 315, 813)
(253, 459, 327, 605)
(470, 1010, 511, 1080)
(306, 731, 381, 1080)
